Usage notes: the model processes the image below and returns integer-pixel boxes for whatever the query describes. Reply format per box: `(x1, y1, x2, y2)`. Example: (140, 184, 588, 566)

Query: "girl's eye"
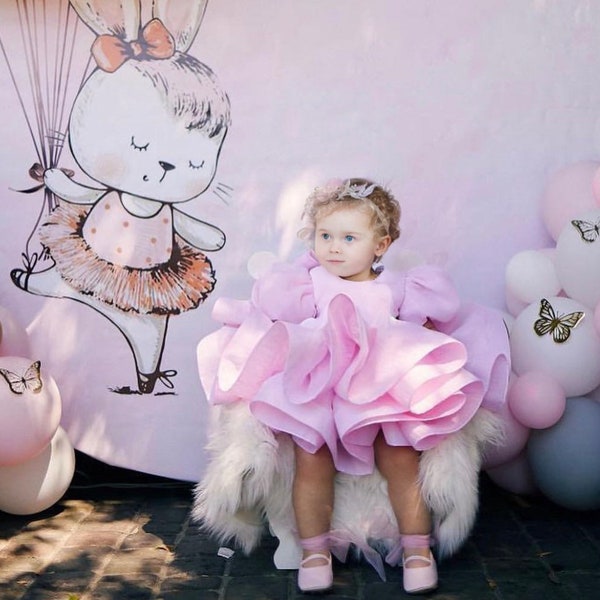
(321, 233, 330, 240)
(131, 136, 149, 151)
(189, 159, 206, 170)
(344, 235, 355, 242)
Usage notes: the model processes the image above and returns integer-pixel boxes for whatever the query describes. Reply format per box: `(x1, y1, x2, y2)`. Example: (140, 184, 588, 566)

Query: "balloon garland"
(485, 161, 600, 510)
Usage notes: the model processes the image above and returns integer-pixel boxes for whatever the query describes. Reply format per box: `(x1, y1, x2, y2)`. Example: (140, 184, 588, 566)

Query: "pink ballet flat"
(297, 552, 333, 593)
(402, 552, 438, 595)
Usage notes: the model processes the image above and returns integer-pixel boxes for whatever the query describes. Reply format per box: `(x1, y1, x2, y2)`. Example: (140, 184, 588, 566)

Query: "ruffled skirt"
(198, 294, 489, 475)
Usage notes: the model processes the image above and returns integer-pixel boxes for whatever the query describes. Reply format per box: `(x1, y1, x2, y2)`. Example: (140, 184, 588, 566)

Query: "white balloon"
(504, 286, 528, 318)
(510, 296, 600, 397)
(0, 426, 75, 515)
(555, 208, 600, 308)
(505, 250, 561, 305)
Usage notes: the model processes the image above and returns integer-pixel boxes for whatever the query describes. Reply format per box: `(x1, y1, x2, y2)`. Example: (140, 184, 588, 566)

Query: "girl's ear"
(70, 0, 141, 40)
(152, 0, 209, 53)
(375, 235, 392, 258)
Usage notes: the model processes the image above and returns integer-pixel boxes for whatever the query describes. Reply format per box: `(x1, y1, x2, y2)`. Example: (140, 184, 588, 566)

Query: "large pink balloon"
(0, 356, 61, 466)
(507, 371, 566, 429)
(541, 161, 599, 241)
(0, 426, 75, 515)
(481, 400, 531, 469)
(0, 305, 31, 358)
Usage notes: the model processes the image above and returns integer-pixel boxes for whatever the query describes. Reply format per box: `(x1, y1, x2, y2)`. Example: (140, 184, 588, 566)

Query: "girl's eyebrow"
(316, 228, 362, 235)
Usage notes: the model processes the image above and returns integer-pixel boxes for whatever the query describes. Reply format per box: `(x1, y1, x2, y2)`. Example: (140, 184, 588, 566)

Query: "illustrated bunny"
(11, 0, 231, 394)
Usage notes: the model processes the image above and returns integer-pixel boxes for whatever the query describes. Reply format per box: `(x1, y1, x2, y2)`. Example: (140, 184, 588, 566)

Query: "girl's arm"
(173, 209, 226, 252)
(44, 168, 105, 204)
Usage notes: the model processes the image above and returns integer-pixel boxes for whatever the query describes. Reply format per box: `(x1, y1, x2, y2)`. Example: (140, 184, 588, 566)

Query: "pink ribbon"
(329, 529, 388, 581)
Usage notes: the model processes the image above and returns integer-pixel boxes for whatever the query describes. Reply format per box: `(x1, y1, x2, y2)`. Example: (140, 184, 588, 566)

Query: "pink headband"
(91, 18, 175, 73)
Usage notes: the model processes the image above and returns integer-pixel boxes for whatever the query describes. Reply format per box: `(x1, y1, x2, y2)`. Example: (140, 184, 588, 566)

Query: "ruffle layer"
(198, 293, 486, 475)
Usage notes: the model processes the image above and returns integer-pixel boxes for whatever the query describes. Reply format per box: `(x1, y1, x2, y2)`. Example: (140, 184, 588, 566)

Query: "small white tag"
(217, 546, 235, 559)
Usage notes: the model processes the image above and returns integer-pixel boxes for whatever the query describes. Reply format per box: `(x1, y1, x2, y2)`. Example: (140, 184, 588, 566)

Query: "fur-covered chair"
(192, 400, 503, 577)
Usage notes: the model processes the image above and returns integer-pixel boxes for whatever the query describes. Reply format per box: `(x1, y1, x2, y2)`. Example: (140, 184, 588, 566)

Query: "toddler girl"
(197, 178, 509, 594)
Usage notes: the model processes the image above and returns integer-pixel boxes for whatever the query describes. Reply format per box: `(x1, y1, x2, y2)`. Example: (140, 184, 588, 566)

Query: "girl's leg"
(374, 433, 437, 593)
(293, 443, 336, 564)
(293, 443, 336, 592)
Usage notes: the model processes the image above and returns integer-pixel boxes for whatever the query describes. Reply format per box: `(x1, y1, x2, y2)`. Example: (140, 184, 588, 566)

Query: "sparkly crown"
(337, 180, 377, 200)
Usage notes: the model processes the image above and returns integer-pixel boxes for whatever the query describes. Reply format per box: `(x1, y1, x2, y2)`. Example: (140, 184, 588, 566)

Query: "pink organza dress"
(197, 252, 510, 476)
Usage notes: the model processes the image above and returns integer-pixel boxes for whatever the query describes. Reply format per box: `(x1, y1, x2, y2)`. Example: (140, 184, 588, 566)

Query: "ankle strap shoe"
(298, 552, 333, 593)
(402, 552, 438, 594)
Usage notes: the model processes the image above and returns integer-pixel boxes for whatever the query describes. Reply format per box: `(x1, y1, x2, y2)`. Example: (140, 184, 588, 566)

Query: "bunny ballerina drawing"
(10, 0, 231, 395)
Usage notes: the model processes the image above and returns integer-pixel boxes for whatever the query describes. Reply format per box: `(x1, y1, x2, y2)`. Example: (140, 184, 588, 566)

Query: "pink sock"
(401, 533, 431, 548)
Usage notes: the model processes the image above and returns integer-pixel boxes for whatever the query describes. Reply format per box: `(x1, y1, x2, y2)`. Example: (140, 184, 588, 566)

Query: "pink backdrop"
(1, 0, 599, 480)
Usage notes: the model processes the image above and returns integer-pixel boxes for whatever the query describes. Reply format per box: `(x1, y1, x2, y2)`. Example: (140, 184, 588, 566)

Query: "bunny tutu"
(198, 252, 510, 476)
(39, 194, 215, 314)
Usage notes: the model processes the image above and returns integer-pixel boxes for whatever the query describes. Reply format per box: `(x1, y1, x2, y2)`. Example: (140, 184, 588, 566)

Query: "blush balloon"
(482, 400, 530, 469)
(0, 356, 61, 466)
(507, 371, 566, 429)
(486, 451, 537, 496)
(0, 426, 75, 515)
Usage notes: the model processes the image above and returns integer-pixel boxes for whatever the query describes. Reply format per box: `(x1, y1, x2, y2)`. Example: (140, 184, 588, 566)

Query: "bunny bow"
(91, 19, 175, 73)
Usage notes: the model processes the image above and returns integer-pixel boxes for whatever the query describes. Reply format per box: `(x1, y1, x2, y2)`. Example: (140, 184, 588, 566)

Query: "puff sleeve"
(396, 265, 460, 325)
(250, 253, 318, 322)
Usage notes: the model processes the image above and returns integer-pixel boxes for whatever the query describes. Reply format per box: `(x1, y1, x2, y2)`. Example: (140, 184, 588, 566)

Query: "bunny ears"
(71, 0, 209, 66)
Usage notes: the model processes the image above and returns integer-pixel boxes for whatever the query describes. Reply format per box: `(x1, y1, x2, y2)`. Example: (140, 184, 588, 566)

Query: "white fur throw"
(192, 402, 503, 571)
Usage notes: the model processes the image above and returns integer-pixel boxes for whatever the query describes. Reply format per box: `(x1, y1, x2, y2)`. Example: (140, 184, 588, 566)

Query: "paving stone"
(2, 468, 600, 598)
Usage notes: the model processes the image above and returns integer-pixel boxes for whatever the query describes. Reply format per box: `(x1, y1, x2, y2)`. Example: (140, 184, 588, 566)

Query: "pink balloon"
(508, 371, 566, 429)
(0, 356, 61, 466)
(541, 161, 599, 241)
(482, 399, 531, 469)
(592, 166, 600, 204)
(0, 305, 31, 358)
(0, 426, 75, 515)
(486, 451, 537, 496)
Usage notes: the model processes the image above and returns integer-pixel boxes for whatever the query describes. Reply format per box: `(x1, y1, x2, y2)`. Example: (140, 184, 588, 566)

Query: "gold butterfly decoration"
(0, 360, 43, 394)
(571, 218, 600, 243)
(533, 298, 584, 344)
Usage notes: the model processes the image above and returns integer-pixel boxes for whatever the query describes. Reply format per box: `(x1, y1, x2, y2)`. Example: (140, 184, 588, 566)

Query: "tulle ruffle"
(39, 203, 215, 315)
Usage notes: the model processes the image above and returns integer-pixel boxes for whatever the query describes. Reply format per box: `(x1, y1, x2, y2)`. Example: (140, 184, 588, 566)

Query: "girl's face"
(314, 206, 391, 281)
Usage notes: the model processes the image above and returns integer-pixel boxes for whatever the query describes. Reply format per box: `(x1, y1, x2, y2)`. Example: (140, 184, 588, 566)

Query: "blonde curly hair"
(298, 178, 401, 261)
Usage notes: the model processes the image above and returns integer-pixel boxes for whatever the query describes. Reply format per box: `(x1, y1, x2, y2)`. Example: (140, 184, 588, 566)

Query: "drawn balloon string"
(0, 0, 90, 272)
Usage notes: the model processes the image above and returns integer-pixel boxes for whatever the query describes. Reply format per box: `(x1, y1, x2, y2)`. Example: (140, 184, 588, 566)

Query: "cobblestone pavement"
(1, 455, 600, 599)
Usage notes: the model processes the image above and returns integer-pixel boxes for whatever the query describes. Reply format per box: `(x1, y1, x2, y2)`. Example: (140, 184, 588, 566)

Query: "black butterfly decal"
(533, 298, 584, 344)
(0, 360, 43, 394)
(571, 218, 600, 243)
